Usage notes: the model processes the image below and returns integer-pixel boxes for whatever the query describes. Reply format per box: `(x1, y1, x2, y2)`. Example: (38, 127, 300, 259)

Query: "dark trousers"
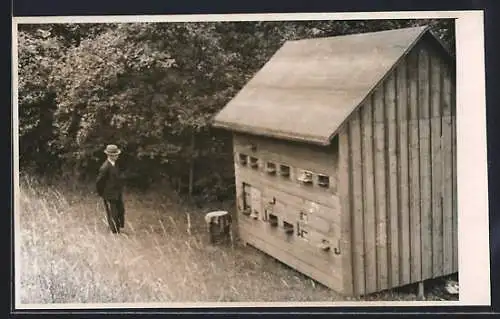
(103, 197, 125, 233)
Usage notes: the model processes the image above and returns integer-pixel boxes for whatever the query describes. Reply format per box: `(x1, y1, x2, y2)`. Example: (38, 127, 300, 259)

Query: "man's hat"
(104, 144, 121, 155)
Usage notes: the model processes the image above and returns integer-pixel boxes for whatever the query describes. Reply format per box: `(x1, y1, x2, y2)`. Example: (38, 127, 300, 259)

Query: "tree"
(17, 19, 455, 202)
(18, 27, 64, 171)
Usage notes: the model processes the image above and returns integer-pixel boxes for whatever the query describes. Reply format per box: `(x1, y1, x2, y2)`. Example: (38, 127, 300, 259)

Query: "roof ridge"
(213, 24, 452, 146)
(285, 24, 430, 43)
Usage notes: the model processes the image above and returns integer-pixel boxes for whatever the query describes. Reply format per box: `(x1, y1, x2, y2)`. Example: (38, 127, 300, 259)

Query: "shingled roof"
(212, 25, 453, 146)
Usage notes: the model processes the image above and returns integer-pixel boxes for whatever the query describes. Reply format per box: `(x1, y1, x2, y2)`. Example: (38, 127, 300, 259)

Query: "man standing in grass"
(96, 144, 125, 234)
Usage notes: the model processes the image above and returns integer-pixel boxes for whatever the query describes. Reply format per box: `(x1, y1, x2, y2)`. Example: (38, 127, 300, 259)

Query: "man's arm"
(96, 164, 109, 197)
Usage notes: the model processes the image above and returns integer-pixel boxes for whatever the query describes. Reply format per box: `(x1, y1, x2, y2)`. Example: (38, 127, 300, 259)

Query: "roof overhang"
(212, 25, 455, 146)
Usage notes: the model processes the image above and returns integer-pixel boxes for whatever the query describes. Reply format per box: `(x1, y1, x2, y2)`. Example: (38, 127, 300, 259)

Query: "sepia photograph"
(12, 11, 490, 309)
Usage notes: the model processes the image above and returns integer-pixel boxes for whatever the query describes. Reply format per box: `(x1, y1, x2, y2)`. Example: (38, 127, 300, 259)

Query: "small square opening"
(249, 157, 259, 168)
(268, 214, 278, 227)
(279, 165, 290, 177)
(238, 153, 248, 165)
(283, 221, 294, 234)
(266, 162, 276, 174)
(318, 174, 330, 188)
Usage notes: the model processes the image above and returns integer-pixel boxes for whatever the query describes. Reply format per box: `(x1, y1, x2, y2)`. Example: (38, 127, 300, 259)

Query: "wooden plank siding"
(233, 133, 338, 177)
(361, 99, 377, 294)
(385, 71, 400, 289)
(418, 46, 433, 280)
(441, 58, 454, 276)
(396, 61, 412, 287)
(236, 165, 340, 214)
(348, 110, 366, 295)
(239, 226, 344, 292)
(408, 48, 423, 284)
(373, 84, 389, 291)
(430, 53, 444, 277)
(338, 42, 457, 295)
(338, 127, 354, 295)
(233, 132, 348, 293)
(232, 40, 457, 297)
(239, 215, 343, 272)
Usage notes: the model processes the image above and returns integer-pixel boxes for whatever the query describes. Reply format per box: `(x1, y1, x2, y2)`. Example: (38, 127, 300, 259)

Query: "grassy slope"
(17, 176, 458, 304)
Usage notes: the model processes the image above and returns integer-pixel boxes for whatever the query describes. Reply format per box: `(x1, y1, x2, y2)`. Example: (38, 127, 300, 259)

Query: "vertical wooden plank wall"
(441, 58, 453, 275)
(362, 99, 377, 294)
(430, 53, 444, 277)
(373, 85, 389, 291)
(233, 133, 346, 293)
(231, 41, 457, 297)
(408, 48, 422, 284)
(440, 51, 458, 274)
(339, 128, 354, 296)
(344, 42, 457, 295)
(385, 71, 400, 289)
(418, 47, 433, 280)
(396, 61, 411, 287)
(348, 110, 366, 295)
(233, 141, 243, 240)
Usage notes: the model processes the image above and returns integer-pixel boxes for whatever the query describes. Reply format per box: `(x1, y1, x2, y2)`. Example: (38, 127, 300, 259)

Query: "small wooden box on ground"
(204, 210, 233, 244)
(212, 26, 457, 296)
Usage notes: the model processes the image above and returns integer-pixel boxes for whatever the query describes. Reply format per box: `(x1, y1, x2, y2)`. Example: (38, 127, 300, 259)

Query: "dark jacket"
(96, 160, 124, 200)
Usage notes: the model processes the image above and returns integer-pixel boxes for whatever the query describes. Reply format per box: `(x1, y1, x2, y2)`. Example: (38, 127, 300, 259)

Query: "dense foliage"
(17, 19, 455, 203)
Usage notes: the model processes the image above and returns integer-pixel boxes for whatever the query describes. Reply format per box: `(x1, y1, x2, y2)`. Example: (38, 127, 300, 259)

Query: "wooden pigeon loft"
(212, 25, 457, 296)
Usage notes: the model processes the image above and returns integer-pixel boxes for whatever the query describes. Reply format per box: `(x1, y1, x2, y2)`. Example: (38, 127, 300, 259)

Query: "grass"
(17, 175, 458, 304)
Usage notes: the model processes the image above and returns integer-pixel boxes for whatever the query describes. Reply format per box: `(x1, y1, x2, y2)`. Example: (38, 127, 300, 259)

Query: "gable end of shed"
(328, 28, 455, 144)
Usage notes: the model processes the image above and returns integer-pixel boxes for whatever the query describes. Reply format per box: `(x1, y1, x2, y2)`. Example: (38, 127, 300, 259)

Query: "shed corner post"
(232, 133, 243, 242)
(338, 125, 354, 296)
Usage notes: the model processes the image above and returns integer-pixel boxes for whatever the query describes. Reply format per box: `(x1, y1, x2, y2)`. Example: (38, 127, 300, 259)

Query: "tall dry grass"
(17, 175, 457, 304)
